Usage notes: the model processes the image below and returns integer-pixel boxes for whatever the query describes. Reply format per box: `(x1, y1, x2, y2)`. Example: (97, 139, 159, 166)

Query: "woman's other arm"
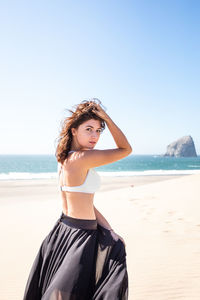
(93, 205, 113, 230)
(58, 163, 68, 213)
(93, 205, 126, 247)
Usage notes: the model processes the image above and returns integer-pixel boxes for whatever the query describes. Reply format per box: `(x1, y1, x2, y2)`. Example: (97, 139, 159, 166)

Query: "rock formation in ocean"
(164, 135, 197, 157)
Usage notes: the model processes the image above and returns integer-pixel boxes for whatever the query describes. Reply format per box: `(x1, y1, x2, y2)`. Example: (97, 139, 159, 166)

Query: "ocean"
(0, 154, 200, 180)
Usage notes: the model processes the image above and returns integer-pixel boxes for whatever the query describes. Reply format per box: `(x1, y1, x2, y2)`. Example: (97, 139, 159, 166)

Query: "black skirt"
(23, 212, 129, 300)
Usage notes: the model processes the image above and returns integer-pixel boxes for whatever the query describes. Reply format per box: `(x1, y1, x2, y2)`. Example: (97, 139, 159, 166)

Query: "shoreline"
(0, 175, 187, 204)
(0, 173, 187, 186)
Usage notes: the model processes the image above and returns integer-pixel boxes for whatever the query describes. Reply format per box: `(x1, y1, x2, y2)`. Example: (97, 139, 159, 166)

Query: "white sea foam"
(99, 170, 200, 176)
(1, 169, 200, 180)
(0, 172, 57, 180)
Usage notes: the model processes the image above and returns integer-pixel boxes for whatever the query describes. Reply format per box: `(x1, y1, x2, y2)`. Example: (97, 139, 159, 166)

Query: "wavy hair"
(55, 98, 106, 164)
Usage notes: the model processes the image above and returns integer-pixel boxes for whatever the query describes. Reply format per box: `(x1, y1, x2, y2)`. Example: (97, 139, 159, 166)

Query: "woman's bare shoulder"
(62, 151, 85, 169)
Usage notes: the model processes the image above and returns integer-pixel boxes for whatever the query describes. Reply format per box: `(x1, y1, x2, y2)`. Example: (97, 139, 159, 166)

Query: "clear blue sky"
(0, 0, 199, 155)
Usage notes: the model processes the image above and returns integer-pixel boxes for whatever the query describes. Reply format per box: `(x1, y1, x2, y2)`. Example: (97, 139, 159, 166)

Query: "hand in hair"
(92, 104, 110, 122)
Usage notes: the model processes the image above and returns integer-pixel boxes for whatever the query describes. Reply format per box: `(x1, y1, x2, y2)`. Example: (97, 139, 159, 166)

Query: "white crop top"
(59, 150, 101, 194)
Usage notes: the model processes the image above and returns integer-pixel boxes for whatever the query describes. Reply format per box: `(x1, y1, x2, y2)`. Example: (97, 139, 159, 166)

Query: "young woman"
(23, 98, 132, 300)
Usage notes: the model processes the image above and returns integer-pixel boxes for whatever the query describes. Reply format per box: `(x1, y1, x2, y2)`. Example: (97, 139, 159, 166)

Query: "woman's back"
(60, 151, 101, 194)
(59, 150, 101, 220)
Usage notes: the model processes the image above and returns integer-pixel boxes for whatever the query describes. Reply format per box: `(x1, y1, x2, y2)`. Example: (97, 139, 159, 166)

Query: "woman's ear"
(71, 128, 76, 136)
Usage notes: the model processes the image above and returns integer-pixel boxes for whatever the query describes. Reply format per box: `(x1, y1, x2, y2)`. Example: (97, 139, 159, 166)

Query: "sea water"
(0, 154, 200, 180)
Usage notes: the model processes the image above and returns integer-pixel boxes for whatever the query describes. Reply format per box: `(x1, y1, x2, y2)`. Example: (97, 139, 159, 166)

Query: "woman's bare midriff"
(61, 191, 96, 220)
(60, 153, 97, 220)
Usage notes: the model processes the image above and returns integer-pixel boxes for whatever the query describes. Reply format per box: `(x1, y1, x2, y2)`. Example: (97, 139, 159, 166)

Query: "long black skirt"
(23, 212, 129, 300)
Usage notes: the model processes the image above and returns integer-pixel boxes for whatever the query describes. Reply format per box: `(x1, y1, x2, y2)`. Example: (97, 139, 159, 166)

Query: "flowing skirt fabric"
(23, 212, 129, 300)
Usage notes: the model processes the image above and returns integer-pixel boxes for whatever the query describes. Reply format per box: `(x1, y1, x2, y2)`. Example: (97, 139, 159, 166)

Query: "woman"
(23, 98, 132, 300)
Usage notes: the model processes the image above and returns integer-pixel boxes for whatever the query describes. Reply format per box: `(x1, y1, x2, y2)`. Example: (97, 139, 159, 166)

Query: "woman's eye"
(86, 128, 101, 133)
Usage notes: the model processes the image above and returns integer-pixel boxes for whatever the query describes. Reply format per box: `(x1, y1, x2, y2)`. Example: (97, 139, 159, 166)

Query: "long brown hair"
(55, 98, 106, 164)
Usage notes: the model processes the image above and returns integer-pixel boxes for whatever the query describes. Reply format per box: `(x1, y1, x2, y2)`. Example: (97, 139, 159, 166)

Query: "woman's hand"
(92, 104, 110, 122)
(110, 230, 126, 248)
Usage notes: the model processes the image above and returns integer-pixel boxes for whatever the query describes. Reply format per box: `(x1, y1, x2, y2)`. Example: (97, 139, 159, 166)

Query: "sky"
(0, 0, 199, 155)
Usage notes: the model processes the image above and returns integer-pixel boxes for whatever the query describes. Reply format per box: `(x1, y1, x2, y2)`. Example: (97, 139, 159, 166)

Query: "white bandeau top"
(59, 150, 101, 194)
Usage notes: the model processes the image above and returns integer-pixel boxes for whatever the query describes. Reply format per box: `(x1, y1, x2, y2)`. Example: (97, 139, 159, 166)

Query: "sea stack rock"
(164, 135, 197, 157)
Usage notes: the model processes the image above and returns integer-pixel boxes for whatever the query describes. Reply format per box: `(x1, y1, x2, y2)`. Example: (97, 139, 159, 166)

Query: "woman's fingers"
(92, 104, 109, 120)
(110, 231, 126, 247)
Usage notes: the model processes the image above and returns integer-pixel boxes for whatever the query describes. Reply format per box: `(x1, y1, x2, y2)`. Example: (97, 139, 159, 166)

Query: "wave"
(0, 172, 57, 180)
(1, 169, 200, 180)
(99, 170, 200, 176)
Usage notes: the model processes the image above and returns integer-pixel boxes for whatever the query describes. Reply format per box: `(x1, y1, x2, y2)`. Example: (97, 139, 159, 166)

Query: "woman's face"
(71, 119, 102, 150)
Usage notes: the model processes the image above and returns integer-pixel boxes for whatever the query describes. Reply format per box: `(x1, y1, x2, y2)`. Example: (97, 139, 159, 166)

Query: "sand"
(0, 174, 199, 299)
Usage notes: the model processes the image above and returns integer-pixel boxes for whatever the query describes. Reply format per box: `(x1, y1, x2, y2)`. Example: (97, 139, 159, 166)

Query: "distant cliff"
(164, 135, 197, 157)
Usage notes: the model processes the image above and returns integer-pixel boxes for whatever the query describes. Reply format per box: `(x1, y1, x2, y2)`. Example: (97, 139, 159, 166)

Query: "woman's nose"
(91, 131, 98, 138)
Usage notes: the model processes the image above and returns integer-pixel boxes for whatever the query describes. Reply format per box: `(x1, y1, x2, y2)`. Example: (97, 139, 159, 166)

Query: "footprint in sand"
(175, 213, 184, 221)
(146, 210, 153, 215)
(167, 210, 176, 215)
(129, 198, 139, 204)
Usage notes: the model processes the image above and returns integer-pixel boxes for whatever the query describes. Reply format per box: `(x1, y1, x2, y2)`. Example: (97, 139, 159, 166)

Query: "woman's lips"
(89, 142, 96, 144)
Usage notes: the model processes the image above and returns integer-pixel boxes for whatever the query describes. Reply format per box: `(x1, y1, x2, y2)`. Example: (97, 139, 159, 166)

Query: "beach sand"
(0, 174, 199, 299)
